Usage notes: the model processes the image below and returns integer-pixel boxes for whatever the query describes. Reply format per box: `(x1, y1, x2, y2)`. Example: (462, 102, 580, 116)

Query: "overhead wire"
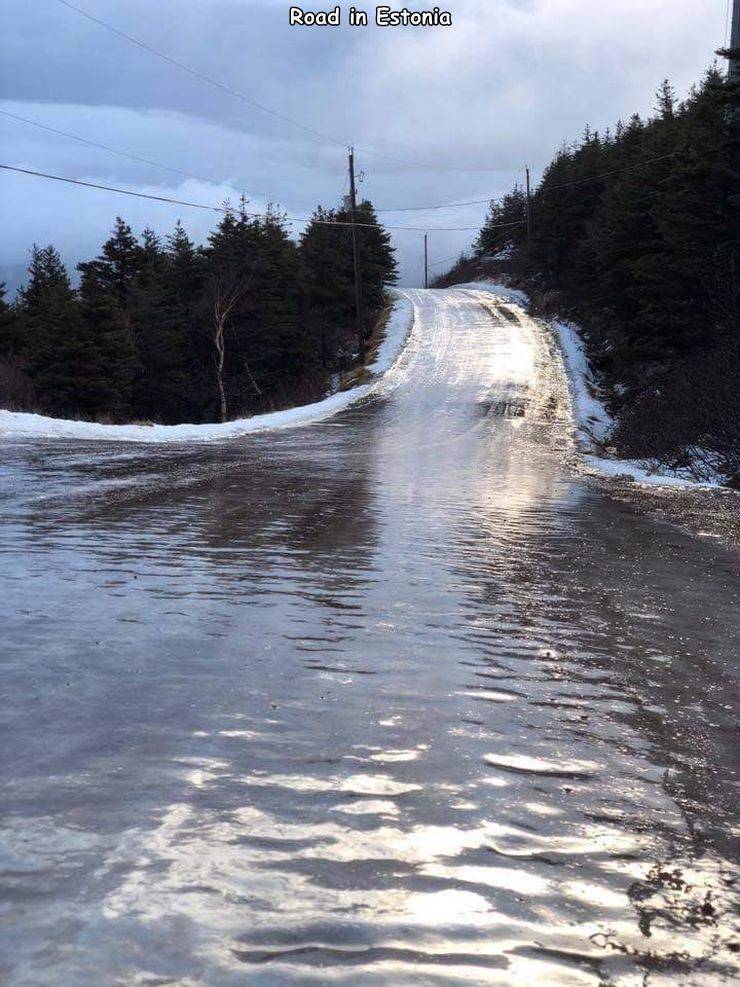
(428, 252, 467, 269)
(52, 0, 512, 173)
(0, 108, 275, 201)
(1, 106, 687, 213)
(2, 105, 507, 211)
(0, 164, 499, 231)
(536, 149, 681, 192)
(5, 4, 696, 246)
(54, 0, 341, 151)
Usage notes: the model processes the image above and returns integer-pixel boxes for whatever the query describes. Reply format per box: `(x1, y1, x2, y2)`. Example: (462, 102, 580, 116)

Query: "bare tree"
(211, 278, 246, 423)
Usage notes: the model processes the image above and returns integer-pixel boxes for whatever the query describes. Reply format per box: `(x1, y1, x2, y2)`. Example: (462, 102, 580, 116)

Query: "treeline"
(0, 198, 397, 424)
(464, 68, 739, 482)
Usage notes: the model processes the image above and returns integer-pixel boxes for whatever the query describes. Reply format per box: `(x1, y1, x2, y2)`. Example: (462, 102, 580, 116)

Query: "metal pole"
(525, 166, 532, 244)
(424, 234, 428, 288)
(730, 0, 740, 85)
(348, 147, 364, 358)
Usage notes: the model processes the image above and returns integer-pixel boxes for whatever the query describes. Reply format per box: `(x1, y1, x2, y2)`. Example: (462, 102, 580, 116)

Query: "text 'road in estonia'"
(289, 6, 453, 27)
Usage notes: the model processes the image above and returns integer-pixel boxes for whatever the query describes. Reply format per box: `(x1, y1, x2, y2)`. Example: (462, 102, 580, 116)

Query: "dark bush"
(0, 356, 39, 412)
(613, 336, 740, 485)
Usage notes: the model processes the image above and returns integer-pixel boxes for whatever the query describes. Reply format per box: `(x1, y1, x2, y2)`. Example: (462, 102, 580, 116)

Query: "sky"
(0, 0, 731, 290)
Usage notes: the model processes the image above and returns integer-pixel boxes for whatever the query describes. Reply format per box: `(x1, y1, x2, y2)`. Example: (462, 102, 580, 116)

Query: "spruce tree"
(16, 246, 81, 412)
(165, 221, 209, 421)
(204, 200, 307, 414)
(77, 266, 139, 418)
(0, 282, 21, 358)
(78, 217, 143, 305)
(300, 199, 397, 368)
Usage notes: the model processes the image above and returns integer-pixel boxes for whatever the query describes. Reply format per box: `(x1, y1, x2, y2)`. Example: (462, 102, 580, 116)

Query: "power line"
(0, 108, 274, 201)
(538, 149, 680, 192)
(54, 0, 341, 152)
(381, 149, 684, 207)
(428, 252, 465, 269)
(1, 164, 227, 213)
(725, 0, 732, 46)
(0, 98, 501, 214)
(0, 164, 490, 231)
(1, 107, 502, 212)
(2, 103, 685, 209)
(52, 0, 511, 174)
(375, 196, 493, 212)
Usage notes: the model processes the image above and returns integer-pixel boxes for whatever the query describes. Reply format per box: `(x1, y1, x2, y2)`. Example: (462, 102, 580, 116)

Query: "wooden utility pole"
(525, 166, 533, 244)
(424, 234, 428, 288)
(348, 148, 364, 357)
(730, 0, 740, 85)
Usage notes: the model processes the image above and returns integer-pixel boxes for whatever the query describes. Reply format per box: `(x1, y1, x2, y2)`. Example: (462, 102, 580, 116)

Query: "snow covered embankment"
(464, 281, 721, 490)
(0, 295, 414, 444)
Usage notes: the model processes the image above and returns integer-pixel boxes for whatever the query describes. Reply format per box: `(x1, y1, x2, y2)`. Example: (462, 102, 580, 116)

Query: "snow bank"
(549, 319, 612, 446)
(459, 280, 722, 489)
(455, 280, 530, 309)
(581, 454, 723, 489)
(0, 295, 414, 444)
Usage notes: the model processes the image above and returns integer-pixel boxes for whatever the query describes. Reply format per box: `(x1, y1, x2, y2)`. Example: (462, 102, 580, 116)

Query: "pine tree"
(16, 246, 81, 411)
(126, 226, 180, 420)
(78, 217, 143, 305)
(300, 199, 397, 369)
(204, 200, 307, 414)
(77, 266, 139, 418)
(0, 281, 21, 357)
(164, 221, 209, 421)
(476, 186, 527, 257)
(0, 282, 33, 411)
(300, 206, 355, 367)
(656, 79, 677, 120)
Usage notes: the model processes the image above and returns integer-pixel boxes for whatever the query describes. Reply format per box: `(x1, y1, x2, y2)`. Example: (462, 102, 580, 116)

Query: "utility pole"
(730, 0, 740, 86)
(718, 0, 739, 125)
(424, 234, 428, 289)
(525, 166, 533, 245)
(348, 147, 364, 358)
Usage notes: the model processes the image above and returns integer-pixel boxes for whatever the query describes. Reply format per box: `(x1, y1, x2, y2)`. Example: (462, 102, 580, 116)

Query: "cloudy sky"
(0, 0, 730, 289)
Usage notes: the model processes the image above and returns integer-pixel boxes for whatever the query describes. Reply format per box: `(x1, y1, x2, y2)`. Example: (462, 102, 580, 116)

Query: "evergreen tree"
(300, 206, 353, 367)
(300, 198, 397, 368)
(475, 186, 527, 257)
(5, 196, 397, 423)
(78, 217, 143, 305)
(204, 200, 307, 414)
(656, 79, 677, 120)
(0, 282, 21, 357)
(16, 246, 81, 411)
(164, 221, 209, 421)
(77, 266, 139, 418)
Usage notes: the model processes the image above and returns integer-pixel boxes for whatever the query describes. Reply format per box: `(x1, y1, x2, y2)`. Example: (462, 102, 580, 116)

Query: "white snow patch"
(455, 280, 530, 309)
(480, 245, 514, 261)
(581, 454, 724, 489)
(0, 295, 414, 444)
(549, 319, 612, 447)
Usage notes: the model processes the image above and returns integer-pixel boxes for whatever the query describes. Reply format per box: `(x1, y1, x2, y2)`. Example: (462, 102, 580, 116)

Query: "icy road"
(1, 288, 738, 985)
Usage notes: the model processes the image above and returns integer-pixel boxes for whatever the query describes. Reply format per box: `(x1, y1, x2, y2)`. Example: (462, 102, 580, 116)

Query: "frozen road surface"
(1, 288, 738, 985)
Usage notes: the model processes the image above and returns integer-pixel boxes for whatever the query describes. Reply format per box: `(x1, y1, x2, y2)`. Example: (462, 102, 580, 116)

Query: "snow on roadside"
(459, 280, 723, 489)
(548, 319, 612, 446)
(0, 294, 414, 444)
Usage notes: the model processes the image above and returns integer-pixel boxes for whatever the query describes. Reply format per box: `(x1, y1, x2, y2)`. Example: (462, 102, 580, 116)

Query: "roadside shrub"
(613, 337, 740, 486)
(0, 356, 39, 412)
